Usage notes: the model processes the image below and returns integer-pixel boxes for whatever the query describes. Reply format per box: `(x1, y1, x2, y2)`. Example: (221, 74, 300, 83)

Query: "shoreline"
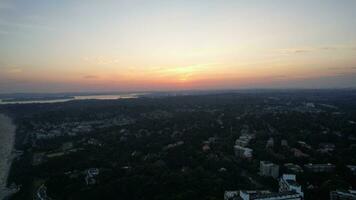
(0, 114, 17, 199)
(0, 93, 142, 105)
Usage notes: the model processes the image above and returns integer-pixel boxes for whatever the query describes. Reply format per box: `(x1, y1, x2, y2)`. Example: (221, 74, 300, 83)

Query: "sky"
(1, 0, 356, 93)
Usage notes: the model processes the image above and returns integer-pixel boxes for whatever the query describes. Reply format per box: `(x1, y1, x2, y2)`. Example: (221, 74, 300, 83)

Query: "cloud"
(327, 66, 356, 71)
(0, 1, 13, 10)
(279, 48, 312, 55)
(2, 67, 23, 74)
(278, 45, 352, 55)
(83, 75, 99, 79)
(82, 56, 120, 65)
(0, 17, 54, 34)
(320, 47, 337, 51)
(294, 49, 310, 54)
(0, 30, 9, 35)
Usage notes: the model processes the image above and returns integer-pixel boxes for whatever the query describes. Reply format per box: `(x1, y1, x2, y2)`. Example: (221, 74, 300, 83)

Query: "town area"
(1, 90, 356, 200)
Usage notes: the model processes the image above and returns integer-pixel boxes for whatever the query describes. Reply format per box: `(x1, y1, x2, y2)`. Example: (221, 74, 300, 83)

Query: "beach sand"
(0, 114, 16, 199)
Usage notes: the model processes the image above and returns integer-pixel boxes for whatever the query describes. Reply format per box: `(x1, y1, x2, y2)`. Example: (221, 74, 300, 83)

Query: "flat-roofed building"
(279, 174, 304, 198)
(260, 161, 279, 179)
(330, 190, 356, 200)
(347, 165, 356, 175)
(224, 191, 239, 200)
(234, 145, 253, 159)
(225, 190, 302, 200)
(284, 163, 303, 173)
(235, 134, 255, 147)
(304, 163, 335, 173)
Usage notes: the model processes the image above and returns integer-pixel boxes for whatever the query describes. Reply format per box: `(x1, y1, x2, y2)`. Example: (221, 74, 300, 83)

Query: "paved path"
(0, 114, 16, 200)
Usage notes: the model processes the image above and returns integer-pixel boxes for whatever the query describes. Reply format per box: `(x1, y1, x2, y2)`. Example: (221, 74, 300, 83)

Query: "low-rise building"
(304, 163, 335, 173)
(85, 168, 99, 185)
(225, 174, 303, 200)
(330, 190, 356, 200)
(347, 165, 356, 175)
(225, 190, 302, 200)
(317, 143, 335, 154)
(279, 174, 304, 198)
(234, 145, 253, 159)
(224, 191, 239, 200)
(260, 161, 279, 179)
(297, 141, 311, 150)
(235, 134, 254, 147)
(284, 163, 303, 173)
(266, 137, 274, 149)
(281, 140, 289, 148)
(291, 148, 309, 158)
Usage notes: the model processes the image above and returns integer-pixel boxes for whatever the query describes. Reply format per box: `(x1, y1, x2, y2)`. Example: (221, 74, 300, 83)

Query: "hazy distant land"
(0, 114, 16, 199)
(0, 93, 144, 105)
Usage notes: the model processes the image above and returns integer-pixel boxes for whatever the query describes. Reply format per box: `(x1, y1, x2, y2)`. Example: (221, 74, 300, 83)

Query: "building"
(266, 137, 274, 148)
(224, 191, 239, 200)
(260, 161, 279, 179)
(35, 184, 50, 200)
(235, 134, 254, 147)
(304, 163, 335, 173)
(297, 141, 311, 150)
(85, 168, 99, 185)
(225, 174, 303, 200)
(279, 174, 304, 198)
(225, 190, 302, 200)
(347, 165, 356, 175)
(284, 163, 303, 173)
(234, 145, 253, 159)
(330, 190, 356, 200)
(281, 140, 289, 147)
(317, 143, 335, 154)
(202, 144, 211, 152)
(291, 148, 309, 158)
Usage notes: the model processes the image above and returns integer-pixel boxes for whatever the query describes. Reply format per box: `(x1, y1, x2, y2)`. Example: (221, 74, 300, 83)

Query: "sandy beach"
(0, 114, 16, 199)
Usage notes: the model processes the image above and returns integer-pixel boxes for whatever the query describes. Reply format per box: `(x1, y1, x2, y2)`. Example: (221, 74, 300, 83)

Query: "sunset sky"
(1, 0, 356, 93)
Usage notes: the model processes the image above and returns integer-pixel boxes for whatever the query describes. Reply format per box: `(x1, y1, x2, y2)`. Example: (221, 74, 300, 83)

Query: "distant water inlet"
(0, 114, 16, 199)
(0, 93, 143, 104)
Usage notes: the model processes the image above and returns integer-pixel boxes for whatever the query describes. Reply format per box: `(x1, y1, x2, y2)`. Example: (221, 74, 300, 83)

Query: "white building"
(279, 174, 303, 198)
(260, 161, 279, 179)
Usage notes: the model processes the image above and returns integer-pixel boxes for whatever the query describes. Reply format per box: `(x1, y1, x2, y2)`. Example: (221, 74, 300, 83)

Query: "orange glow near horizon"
(1, 1, 356, 92)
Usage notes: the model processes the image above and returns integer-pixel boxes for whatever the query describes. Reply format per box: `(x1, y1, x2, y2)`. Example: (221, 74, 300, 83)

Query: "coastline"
(0, 114, 17, 199)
